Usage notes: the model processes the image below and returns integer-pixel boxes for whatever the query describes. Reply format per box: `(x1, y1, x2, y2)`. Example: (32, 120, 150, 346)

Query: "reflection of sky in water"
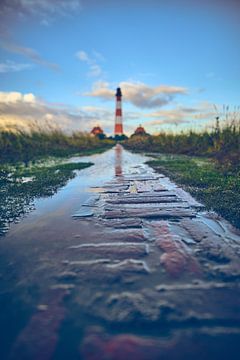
(5, 147, 151, 236)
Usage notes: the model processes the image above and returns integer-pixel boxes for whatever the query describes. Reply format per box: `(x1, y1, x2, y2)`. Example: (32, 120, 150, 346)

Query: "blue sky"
(0, 0, 239, 135)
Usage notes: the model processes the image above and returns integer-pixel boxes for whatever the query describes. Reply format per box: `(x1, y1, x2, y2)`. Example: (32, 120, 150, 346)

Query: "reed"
(0, 126, 114, 164)
(125, 118, 240, 169)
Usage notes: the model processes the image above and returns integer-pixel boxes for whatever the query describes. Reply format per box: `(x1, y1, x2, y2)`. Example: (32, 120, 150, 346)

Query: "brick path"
(10, 146, 240, 360)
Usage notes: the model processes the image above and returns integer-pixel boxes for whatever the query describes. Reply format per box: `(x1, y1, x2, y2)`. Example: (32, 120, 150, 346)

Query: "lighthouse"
(114, 87, 123, 136)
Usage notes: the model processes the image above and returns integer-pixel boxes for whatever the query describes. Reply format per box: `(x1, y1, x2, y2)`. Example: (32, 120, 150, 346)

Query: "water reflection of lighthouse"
(115, 144, 123, 177)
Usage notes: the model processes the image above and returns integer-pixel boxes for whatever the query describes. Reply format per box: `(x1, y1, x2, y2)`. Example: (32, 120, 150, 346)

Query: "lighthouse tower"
(114, 87, 123, 136)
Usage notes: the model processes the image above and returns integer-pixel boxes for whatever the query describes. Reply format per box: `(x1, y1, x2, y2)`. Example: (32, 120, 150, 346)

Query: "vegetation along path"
(0, 145, 240, 360)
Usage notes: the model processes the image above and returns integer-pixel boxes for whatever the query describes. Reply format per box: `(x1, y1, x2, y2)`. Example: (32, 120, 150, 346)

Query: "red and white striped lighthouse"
(114, 87, 123, 136)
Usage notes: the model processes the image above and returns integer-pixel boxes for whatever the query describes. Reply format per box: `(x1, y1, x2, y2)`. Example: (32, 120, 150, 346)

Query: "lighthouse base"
(115, 123, 123, 135)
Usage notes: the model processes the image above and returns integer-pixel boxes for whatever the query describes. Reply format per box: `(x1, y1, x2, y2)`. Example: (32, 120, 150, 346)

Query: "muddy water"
(0, 145, 240, 360)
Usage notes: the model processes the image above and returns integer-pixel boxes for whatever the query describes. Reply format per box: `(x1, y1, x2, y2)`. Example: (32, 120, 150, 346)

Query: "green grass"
(124, 119, 240, 170)
(147, 154, 240, 229)
(0, 160, 93, 235)
(0, 129, 114, 164)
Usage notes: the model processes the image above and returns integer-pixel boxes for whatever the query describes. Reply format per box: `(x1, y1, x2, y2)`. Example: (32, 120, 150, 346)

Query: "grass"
(147, 154, 240, 229)
(0, 129, 114, 164)
(0, 160, 93, 235)
(124, 119, 240, 170)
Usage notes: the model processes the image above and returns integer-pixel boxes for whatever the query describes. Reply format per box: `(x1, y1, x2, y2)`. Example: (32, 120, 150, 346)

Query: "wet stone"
(102, 186, 129, 193)
(107, 230, 148, 242)
(152, 222, 201, 277)
(50, 283, 75, 290)
(11, 289, 68, 360)
(82, 195, 100, 207)
(134, 181, 154, 193)
(68, 242, 149, 259)
(101, 218, 143, 229)
(106, 259, 150, 274)
(106, 196, 182, 205)
(121, 191, 176, 197)
(123, 176, 160, 181)
(72, 208, 94, 218)
(155, 281, 240, 292)
(103, 208, 196, 220)
(181, 237, 197, 245)
(36, 304, 48, 311)
(180, 218, 213, 242)
(210, 263, 240, 281)
(153, 185, 168, 192)
(63, 259, 113, 268)
(80, 326, 240, 360)
(160, 251, 188, 277)
(104, 203, 190, 211)
(56, 271, 78, 280)
(103, 291, 164, 322)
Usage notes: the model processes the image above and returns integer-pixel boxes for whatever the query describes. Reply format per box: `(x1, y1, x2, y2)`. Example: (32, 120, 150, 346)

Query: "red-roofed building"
(131, 125, 149, 137)
(90, 126, 106, 139)
(91, 126, 104, 136)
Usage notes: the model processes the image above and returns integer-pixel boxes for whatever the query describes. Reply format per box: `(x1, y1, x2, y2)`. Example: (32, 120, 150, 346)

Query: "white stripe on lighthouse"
(115, 116, 122, 123)
(116, 101, 122, 109)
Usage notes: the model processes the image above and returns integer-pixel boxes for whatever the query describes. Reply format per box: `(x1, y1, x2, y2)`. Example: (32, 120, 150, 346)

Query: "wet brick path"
(6, 146, 240, 360)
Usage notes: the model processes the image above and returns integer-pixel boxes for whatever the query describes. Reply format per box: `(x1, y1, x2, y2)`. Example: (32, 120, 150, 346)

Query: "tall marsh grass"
(125, 118, 240, 169)
(0, 126, 114, 164)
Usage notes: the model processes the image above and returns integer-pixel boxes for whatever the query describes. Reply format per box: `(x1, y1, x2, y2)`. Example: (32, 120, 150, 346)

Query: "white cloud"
(0, 60, 33, 73)
(76, 50, 90, 62)
(84, 81, 114, 99)
(88, 64, 102, 77)
(0, 91, 143, 135)
(92, 50, 105, 62)
(0, 91, 114, 134)
(0, 0, 82, 25)
(142, 102, 215, 130)
(0, 38, 60, 72)
(76, 49, 104, 78)
(84, 81, 187, 108)
(23, 93, 36, 103)
(0, 91, 36, 104)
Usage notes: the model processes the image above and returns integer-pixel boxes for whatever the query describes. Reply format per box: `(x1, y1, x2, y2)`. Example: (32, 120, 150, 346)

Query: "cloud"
(83, 81, 113, 99)
(0, 91, 115, 134)
(76, 50, 90, 62)
(0, 91, 142, 135)
(0, 0, 82, 25)
(0, 92, 36, 104)
(0, 38, 60, 72)
(0, 60, 33, 73)
(76, 50, 104, 77)
(84, 81, 187, 108)
(0, 1, 81, 72)
(142, 102, 215, 128)
(92, 50, 105, 62)
(88, 64, 102, 77)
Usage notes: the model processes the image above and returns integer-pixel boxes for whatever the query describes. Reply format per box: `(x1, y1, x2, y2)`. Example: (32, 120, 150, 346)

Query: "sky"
(0, 0, 239, 135)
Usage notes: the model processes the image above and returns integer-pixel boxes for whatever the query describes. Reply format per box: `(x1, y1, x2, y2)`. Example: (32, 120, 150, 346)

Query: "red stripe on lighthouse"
(115, 123, 123, 134)
(116, 109, 122, 116)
